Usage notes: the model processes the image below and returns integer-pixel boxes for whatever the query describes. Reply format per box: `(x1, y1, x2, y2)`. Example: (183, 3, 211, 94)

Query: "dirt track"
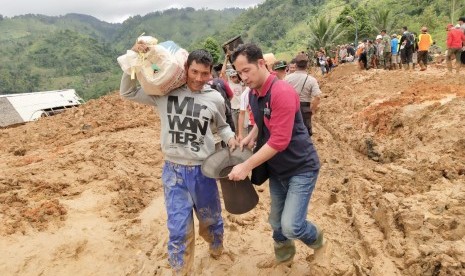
(1, 64, 464, 275)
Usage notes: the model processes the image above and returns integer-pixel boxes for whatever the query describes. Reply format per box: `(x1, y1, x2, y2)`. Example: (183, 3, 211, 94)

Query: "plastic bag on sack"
(136, 41, 188, 95)
(117, 37, 188, 95)
(117, 35, 158, 77)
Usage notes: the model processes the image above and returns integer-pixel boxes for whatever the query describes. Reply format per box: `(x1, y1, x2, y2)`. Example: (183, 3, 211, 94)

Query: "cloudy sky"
(2, 0, 264, 23)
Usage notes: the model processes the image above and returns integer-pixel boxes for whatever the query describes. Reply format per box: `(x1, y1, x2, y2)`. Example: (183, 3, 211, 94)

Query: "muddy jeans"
(447, 48, 463, 71)
(162, 161, 223, 274)
(401, 46, 413, 64)
(383, 52, 392, 69)
(268, 170, 320, 246)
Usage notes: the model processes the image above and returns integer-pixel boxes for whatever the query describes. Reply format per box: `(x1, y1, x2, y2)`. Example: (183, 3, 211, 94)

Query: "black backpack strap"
(300, 75, 309, 94)
(254, 77, 277, 151)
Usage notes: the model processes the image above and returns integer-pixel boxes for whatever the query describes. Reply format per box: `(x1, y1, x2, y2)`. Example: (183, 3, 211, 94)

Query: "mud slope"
(1, 65, 464, 275)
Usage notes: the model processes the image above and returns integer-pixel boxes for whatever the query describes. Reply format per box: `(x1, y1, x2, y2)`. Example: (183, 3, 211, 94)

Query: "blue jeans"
(162, 161, 223, 272)
(268, 170, 319, 246)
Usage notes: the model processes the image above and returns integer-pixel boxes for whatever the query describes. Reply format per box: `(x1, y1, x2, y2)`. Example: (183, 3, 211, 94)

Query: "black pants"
(360, 52, 367, 69)
(300, 102, 313, 136)
(418, 51, 428, 65)
(401, 46, 413, 64)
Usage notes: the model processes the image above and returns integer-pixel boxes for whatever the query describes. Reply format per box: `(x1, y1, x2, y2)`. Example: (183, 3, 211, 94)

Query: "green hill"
(0, 0, 463, 100)
(0, 9, 243, 99)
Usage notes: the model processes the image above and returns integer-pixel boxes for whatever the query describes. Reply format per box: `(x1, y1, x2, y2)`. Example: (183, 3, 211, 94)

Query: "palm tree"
(307, 16, 346, 52)
(371, 9, 396, 34)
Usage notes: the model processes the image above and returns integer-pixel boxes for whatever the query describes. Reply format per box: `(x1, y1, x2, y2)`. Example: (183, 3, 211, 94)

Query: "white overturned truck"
(0, 89, 84, 127)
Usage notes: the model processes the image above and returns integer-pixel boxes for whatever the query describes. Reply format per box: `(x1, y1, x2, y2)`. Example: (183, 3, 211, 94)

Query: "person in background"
(339, 45, 347, 63)
(237, 87, 253, 142)
(381, 30, 392, 70)
(273, 60, 288, 80)
(326, 56, 335, 73)
(285, 53, 322, 136)
(287, 58, 297, 74)
(391, 34, 400, 69)
(459, 17, 465, 33)
(228, 43, 323, 265)
(221, 55, 246, 134)
(446, 23, 465, 74)
(366, 40, 375, 70)
(412, 32, 420, 69)
(458, 17, 465, 65)
(375, 35, 383, 69)
(120, 44, 237, 275)
(399, 26, 415, 70)
(317, 51, 327, 75)
(347, 43, 356, 59)
(417, 26, 433, 71)
(357, 41, 367, 69)
(209, 68, 235, 133)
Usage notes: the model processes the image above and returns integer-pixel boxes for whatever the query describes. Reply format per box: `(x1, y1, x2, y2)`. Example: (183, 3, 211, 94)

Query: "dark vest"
(249, 80, 320, 179)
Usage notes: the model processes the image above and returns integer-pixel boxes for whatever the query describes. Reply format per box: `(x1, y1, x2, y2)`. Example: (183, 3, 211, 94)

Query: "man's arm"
(237, 111, 246, 141)
(119, 73, 158, 106)
(223, 81, 234, 99)
(220, 55, 229, 82)
(228, 143, 278, 181)
(446, 32, 452, 48)
(311, 96, 320, 114)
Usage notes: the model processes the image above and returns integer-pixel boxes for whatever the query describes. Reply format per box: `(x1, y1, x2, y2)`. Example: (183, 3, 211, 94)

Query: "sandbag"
(117, 37, 188, 95)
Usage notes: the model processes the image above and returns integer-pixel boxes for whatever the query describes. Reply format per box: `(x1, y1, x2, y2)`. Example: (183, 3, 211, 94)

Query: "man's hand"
(131, 41, 149, 53)
(227, 137, 239, 151)
(311, 106, 319, 114)
(240, 134, 255, 151)
(311, 97, 320, 115)
(228, 162, 252, 181)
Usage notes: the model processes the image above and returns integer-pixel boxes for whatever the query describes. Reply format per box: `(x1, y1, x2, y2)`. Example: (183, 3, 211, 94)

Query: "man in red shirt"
(446, 23, 465, 73)
(228, 43, 323, 264)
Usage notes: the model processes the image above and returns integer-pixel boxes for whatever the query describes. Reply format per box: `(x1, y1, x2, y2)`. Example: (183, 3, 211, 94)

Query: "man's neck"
(257, 71, 271, 93)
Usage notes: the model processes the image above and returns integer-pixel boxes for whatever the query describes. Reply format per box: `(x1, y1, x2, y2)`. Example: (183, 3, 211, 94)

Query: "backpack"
(210, 78, 235, 132)
(405, 32, 415, 47)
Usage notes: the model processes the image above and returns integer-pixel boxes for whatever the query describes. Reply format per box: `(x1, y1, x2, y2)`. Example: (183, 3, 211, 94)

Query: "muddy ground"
(1, 64, 464, 275)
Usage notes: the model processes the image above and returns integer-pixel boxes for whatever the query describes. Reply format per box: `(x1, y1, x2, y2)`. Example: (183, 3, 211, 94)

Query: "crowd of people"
(117, 16, 464, 276)
(307, 17, 465, 75)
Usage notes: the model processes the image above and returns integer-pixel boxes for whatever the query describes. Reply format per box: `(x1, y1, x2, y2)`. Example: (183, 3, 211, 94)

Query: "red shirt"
(252, 74, 300, 152)
(447, 29, 465, 48)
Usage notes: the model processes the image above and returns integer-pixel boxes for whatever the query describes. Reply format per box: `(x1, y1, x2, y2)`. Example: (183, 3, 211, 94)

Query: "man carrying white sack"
(120, 41, 237, 275)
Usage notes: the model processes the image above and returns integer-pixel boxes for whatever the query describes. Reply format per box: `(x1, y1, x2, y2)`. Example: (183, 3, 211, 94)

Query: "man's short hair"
(294, 53, 309, 69)
(381, 29, 387, 33)
(459, 16, 465, 22)
(402, 26, 408, 31)
(296, 60, 308, 70)
(231, 43, 263, 64)
(187, 49, 213, 69)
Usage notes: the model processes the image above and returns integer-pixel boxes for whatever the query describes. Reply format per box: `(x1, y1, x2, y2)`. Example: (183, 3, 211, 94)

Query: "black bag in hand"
(251, 142, 269, 185)
(249, 79, 276, 185)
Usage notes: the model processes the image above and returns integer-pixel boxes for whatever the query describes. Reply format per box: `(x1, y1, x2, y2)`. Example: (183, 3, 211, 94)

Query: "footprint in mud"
(256, 255, 293, 269)
(197, 248, 236, 274)
(226, 213, 257, 226)
(306, 239, 332, 268)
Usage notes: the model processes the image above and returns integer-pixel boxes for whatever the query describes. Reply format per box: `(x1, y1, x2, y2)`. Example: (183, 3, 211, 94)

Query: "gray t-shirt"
(284, 71, 322, 103)
(120, 73, 235, 165)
